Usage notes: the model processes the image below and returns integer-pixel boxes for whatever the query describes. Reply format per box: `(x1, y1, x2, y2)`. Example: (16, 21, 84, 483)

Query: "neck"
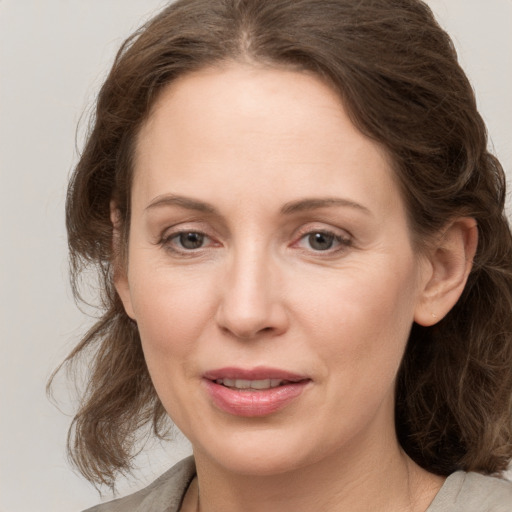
(189, 430, 443, 512)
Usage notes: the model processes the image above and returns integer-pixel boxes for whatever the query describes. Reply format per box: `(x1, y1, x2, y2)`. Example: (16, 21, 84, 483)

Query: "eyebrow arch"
(145, 194, 218, 214)
(145, 194, 371, 217)
(281, 197, 372, 216)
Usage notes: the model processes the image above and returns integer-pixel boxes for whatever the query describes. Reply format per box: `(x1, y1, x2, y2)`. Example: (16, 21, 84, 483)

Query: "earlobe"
(414, 218, 478, 326)
(110, 202, 136, 320)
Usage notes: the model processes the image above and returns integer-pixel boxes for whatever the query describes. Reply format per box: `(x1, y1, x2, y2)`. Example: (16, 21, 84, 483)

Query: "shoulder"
(428, 470, 512, 512)
(82, 457, 196, 512)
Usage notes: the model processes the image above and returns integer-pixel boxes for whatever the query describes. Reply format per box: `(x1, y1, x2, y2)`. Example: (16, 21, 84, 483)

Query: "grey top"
(83, 457, 196, 512)
(426, 470, 512, 512)
(83, 457, 512, 512)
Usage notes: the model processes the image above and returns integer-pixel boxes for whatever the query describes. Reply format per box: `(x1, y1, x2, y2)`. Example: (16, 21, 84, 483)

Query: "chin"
(206, 449, 311, 477)
(191, 423, 339, 477)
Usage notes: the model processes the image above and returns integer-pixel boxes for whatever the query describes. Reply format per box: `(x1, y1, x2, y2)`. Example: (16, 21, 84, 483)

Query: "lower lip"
(203, 380, 309, 417)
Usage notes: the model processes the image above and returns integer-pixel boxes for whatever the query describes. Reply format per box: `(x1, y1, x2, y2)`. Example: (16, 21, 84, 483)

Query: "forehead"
(133, 63, 403, 219)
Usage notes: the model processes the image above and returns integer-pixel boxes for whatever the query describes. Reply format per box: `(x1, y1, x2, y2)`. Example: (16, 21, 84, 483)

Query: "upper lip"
(202, 366, 309, 382)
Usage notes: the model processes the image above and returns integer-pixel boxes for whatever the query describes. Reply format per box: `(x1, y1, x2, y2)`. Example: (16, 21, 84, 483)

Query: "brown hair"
(56, 0, 512, 488)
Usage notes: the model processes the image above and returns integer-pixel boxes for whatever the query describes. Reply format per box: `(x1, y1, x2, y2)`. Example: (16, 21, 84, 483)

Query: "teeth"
(216, 378, 284, 390)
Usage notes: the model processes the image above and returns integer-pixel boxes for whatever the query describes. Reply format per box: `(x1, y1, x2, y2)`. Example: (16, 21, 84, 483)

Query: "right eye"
(160, 230, 216, 254)
(172, 231, 207, 250)
(301, 231, 337, 251)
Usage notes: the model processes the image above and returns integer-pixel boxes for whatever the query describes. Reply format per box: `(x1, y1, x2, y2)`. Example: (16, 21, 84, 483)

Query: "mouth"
(202, 367, 311, 417)
(214, 378, 296, 390)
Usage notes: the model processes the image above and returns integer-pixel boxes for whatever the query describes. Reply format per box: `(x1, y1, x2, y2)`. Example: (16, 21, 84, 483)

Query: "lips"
(214, 378, 286, 390)
(202, 367, 310, 417)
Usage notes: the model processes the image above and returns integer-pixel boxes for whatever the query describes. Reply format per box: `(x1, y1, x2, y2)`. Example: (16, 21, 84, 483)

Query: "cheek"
(299, 258, 419, 374)
(128, 268, 218, 423)
(128, 264, 218, 361)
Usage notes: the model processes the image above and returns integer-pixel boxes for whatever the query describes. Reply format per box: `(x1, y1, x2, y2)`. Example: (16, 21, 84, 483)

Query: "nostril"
(218, 323, 276, 340)
(215, 289, 289, 339)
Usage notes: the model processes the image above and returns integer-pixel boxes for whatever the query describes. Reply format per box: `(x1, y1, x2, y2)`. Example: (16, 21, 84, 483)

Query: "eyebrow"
(280, 197, 372, 216)
(145, 194, 371, 216)
(145, 194, 218, 214)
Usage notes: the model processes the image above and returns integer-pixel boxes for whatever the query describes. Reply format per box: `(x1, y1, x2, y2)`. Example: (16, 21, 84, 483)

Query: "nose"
(215, 247, 289, 340)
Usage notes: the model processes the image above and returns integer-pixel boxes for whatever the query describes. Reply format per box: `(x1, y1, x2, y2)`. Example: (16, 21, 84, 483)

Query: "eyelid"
(157, 223, 221, 255)
(291, 224, 353, 253)
(157, 219, 214, 241)
(292, 223, 352, 242)
(155, 221, 353, 256)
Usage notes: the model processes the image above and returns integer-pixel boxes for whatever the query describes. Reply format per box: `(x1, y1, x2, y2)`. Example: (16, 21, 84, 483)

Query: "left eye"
(171, 231, 208, 250)
(297, 231, 349, 252)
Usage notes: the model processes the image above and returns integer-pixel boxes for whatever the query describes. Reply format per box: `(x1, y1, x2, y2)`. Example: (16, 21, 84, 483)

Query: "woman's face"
(117, 63, 431, 475)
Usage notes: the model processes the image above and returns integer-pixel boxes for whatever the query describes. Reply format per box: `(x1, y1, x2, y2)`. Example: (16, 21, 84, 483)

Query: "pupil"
(180, 232, 204, 249)
(309, 232, 334, 251)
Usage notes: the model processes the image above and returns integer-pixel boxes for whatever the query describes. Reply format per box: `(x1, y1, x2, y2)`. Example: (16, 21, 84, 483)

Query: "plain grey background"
(0, 1, 511, 511)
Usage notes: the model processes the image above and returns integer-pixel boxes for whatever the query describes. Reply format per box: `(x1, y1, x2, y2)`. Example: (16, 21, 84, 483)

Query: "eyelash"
(159, 230, 217, 256)
(158, 227, 352, 256)
(293, 229, 352, 254)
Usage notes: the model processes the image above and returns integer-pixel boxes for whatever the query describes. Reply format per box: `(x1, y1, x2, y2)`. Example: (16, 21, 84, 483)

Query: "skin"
(114, 63, 477, 512)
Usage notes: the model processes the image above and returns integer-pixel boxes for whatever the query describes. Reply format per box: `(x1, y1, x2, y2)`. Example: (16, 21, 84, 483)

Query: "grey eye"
(178, 232, 205, 249)
(307, 232, 335, 251)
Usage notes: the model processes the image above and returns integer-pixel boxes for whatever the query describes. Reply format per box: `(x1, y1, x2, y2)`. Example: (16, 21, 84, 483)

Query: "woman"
(59, 0, 512, 510)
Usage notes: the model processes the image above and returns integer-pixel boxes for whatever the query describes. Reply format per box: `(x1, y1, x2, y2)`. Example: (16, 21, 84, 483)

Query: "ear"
(110, 201, 136, 320)
(414, 218, 478, 326)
